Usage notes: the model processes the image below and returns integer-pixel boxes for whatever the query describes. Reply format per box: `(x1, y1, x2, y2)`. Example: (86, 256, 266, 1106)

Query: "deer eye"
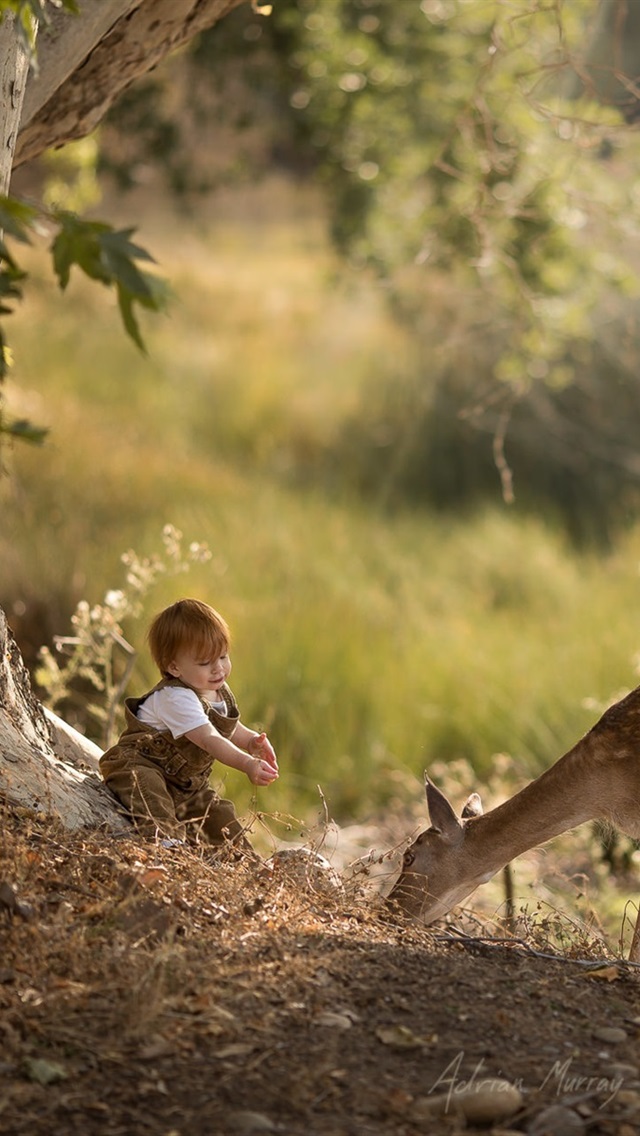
(403, 849, 415, 868)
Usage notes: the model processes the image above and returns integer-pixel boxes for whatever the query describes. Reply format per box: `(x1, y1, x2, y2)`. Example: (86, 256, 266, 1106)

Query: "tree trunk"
(15, 0, 248, 168)
(0, 10, 31, 192)
(0, 609, 128, 830)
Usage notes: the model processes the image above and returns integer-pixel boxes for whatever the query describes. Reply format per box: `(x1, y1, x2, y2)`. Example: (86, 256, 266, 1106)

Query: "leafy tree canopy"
(109, 0, 639, 385)
(269, 1, 637, 378)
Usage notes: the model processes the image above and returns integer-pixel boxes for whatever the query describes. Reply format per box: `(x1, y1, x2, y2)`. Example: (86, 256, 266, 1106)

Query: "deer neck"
(463, 744, 598, 881)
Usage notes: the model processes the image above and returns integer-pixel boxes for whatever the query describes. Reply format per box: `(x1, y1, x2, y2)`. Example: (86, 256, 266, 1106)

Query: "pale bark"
(19, 0, 143, 132)
(15, 0, 248, 169)
(0, 11, 31, 191)
(44, 707, 103, 774)
(0, 609, 128, 831)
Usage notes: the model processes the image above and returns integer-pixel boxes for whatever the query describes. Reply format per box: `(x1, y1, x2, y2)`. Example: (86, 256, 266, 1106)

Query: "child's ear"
(167, 661, 180, 677)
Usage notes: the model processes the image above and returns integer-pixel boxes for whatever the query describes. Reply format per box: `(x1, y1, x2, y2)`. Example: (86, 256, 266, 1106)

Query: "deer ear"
(425, 777, 463, 842)
(461, 792, 483, 818)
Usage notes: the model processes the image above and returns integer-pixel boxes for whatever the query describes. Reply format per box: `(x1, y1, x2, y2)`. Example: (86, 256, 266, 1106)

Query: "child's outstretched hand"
(249, 732, 279, 772)
(248, 756, 279, 786)
(247, 732, 279, 786)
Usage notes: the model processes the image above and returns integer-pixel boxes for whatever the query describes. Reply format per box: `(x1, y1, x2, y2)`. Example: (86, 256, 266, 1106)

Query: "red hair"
(148, 598, 230, 676)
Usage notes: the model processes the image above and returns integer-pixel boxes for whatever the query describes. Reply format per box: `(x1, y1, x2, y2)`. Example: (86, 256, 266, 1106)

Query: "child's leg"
(105, 763, 182, 839)
(177, 786, 249, 849)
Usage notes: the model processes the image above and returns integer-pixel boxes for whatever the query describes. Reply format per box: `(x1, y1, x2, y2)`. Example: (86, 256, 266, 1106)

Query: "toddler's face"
(167, 646, 231, 696)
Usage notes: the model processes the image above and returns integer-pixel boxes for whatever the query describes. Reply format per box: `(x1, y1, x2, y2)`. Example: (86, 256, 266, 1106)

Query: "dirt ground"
(1, 803, 640, 1136)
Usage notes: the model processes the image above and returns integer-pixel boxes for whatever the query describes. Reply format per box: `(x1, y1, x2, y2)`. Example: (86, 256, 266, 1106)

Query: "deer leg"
(502, 862, 515, 935)
(629, 903, 640, 964)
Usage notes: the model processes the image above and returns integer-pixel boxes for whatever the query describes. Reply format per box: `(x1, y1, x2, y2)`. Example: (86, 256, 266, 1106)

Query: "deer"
(387, 685, 640, 962)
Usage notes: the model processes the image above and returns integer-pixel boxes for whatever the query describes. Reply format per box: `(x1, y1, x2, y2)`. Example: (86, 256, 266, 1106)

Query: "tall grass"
(2, 178, 640, 831)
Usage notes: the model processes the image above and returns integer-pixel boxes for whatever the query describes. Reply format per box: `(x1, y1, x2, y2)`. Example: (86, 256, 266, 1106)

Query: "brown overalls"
(99, 678, 246, 846)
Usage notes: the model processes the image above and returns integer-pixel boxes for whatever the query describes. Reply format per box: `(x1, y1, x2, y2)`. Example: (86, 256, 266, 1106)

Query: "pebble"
(411, 1079, 523, 1124)
(527, 1105, 585, 1135)
(228, 1112, 276, 1133)
(617, 1089, 640, 1109)
(592, 1026, 628, 1044)
(313, 1011, 353, 1029)
(604, 1062, 639, 1080)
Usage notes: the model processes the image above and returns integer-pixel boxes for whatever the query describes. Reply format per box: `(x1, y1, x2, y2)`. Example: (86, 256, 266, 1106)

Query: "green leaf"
(0, 266, 25, 363)
(98, 227, 156, 301)
(0, 263, 25, 300)
(50, 212, 165, 349)
(0, 415, 48, 443)
(0, 195, 39, 244)
(116, 283, 146, 353)
(51, 214, 110, 288)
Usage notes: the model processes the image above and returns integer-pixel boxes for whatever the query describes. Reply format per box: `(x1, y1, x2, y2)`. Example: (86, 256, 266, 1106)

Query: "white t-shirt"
(136, 686, 227, 739)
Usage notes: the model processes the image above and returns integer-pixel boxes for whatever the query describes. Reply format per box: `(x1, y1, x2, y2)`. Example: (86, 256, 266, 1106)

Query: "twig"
(433, 926, 640, 969)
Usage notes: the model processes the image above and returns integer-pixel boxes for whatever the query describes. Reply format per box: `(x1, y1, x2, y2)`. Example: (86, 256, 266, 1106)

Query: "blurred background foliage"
(94, 0, 640, 545)
(4, 0, 640, 864)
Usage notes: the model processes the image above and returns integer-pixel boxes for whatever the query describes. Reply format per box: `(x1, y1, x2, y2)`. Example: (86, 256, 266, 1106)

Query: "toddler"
(99, 598, 278, 849)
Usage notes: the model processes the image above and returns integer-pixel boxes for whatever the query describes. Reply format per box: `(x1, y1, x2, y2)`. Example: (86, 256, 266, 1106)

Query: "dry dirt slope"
(1, 803, 640, 1136)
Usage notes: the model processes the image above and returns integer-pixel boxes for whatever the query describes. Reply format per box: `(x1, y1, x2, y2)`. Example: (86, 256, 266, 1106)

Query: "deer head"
(387, 776, 485, 923)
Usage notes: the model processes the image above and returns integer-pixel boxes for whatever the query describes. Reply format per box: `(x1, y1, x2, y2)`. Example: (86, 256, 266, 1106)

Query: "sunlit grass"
(2, 180, 640, 837)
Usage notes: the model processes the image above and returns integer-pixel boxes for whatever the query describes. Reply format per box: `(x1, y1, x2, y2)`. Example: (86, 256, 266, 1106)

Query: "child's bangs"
(187, 625, 228, 661)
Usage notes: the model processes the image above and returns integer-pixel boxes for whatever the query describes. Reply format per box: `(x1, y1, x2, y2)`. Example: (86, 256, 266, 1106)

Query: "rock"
(454, 1081, 524, 1125)
(617, 1089, 640, 1109)
(313, 1011, 353, 1029)
(268, 847, 343, 892)
(592, 1026, 628, 1044)
(411, 1079, 523, 1124)
(0, 880, 34, 921)
(528, 1105, 585, 1135)
(604, 1062, 639, 1080)
(227, 1111, 276, 1133)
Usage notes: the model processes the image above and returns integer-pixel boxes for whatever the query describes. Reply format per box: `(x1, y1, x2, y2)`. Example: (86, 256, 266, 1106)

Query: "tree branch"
(15, 0, 248, 169)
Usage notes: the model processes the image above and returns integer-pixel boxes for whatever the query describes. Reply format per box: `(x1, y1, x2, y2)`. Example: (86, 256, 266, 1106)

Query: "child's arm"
(185, 723, 278, 787)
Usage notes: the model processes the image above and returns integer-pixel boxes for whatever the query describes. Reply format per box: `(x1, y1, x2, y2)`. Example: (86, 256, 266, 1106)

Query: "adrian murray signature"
(429, 1051, 624, 1112)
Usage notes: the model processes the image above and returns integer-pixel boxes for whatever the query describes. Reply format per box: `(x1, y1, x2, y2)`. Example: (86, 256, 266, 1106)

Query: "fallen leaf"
(136, 867, 169, 887)
(215, 1043, 255, 1059)
(584, 966, 620, 982)
(375, 1024, 437, 1049)
(24, 1057, 68, 1085)
(139, 1037, 173, 1060)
